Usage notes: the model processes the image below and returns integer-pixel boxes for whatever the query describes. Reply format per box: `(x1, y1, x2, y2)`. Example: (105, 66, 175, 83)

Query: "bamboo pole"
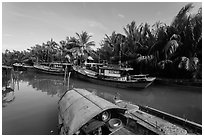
(67, 72, 71, 90)
(64, 65, 67, 82)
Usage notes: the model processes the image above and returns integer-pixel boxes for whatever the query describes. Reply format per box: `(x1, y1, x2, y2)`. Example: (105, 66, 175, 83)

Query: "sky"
(2, 1, 202, 52)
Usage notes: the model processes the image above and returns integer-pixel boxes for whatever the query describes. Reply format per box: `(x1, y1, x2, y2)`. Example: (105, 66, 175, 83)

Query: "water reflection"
(18, 71, 68, 97)
(2, 87, 15, 108)
(2, 69, 15, 107)
(2, 70, 202, 135)
(2, 70, 62, 135)
(70, 76, 202, 124)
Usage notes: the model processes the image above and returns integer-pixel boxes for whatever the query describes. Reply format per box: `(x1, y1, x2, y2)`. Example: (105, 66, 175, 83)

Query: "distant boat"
(21, 65, 35, 71)
(13, 63, 27, 71)
(34, 62, 72, 76)
(13, 63, 34, 71)
(73, 64, 156, 89)
(58, 88, 201, 135)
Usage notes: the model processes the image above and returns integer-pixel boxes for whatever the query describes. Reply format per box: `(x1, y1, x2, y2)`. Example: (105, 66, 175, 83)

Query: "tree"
(76, 31, 95, 55)
(44, 38, 58, 62)
(67, 31, 95, 65)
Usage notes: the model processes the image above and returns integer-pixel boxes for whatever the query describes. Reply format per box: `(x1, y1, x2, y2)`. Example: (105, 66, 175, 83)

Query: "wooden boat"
(115, 100, 202, 135)
(73, 65, 156, 88)
(13, 63, 35, 71)
(2, 65, 13, 70)
(33, 62, 72, 76)
(58, 88, 201, 135)
(13, 63, 27, 71)
(21, 65, 35, 71)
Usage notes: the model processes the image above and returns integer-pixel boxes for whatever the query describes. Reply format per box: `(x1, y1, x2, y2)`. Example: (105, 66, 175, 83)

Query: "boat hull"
(73, 68, 155, 89)
(13, 65, 27, 71)
(34, 66, 65, 76)
(58, 88, 201, 135)
(115, 100, 201, 135)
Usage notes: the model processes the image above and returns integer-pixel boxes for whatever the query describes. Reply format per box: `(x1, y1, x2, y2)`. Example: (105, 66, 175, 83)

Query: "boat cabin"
(58, 88, 134, 135)
(98, 66, 133, 78)
(40, 62, 72, 71)
(58, 88, 175, 135)
(84, 63, 103, 72)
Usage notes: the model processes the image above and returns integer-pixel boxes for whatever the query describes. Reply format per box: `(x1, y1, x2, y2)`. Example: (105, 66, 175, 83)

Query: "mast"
(119, 43, 122, 68)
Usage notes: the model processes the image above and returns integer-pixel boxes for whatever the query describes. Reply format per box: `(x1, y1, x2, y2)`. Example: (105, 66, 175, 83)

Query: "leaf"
(163, 40, 180, 59)
(158, 60, 173, 70)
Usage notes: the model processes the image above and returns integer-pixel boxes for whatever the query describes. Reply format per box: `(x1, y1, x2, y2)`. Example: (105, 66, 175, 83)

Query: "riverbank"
(155, 77, 202, 87)
(2, 65, 13, 69)
(2, 65, 202, 88)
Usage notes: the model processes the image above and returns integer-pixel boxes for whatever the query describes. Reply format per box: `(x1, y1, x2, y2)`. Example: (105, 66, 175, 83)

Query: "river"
(2, 70, 202, 135)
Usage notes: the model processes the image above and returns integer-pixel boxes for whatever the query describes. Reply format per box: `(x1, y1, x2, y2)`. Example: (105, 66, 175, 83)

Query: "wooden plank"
(110, 127, 135, 135)
(129, 109, 187, 135)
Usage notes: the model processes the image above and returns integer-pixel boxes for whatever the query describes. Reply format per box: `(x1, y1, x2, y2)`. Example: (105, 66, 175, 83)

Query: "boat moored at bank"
(73, 65, 156, 88)
(33, 62, 72, 76)
(58, 88, 201, 135)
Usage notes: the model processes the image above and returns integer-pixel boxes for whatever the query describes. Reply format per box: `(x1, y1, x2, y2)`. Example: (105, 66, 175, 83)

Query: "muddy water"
(2, 70, 202, 135)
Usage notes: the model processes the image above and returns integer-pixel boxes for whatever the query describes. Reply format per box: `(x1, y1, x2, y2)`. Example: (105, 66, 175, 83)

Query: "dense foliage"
(2, 3, 202, 79)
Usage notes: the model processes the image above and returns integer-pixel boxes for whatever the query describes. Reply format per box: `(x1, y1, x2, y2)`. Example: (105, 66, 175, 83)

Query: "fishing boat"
(33, 62, 72, 76)
(13, 63, 27, 71)
(58, 88, 201, 135)
(13, 63, 35, 71)
(21, 65, 35, 71)
(73, 65, 156, 88)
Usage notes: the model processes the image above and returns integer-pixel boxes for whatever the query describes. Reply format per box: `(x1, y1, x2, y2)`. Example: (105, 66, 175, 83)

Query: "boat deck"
(115, 100, 192, 135)
(110, 126, 135, 135)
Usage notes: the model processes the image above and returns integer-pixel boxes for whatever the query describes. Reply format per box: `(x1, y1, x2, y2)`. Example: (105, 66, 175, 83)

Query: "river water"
(2, 70, 202, 135)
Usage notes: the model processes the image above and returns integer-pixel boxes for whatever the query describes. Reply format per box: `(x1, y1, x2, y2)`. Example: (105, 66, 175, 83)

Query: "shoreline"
(155, 77, 202, 88)
(2, 66, 202, 88)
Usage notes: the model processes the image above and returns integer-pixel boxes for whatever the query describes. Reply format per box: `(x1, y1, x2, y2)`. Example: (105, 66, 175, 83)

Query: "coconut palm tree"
(44, 38, 58, 62)
(150, 3, 202, 78)
(97, 40, 114, 63)
(99, 31, 128, 64)
(171, 3, 194, 32)
(28, 44, 44, 63)
(67, 31, 95, 65)
(76, 31, 95, 54)
(123, 21, 154, 56)
(123, 21, 143, 56)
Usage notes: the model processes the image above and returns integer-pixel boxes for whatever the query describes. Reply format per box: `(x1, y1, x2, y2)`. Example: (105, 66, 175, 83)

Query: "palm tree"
(97, 40, 114, 63)
(99, 31, 128, 64)
(76, 31, 95, 55)
(123, 21, 142, 56)
(171, 3, 194, 32)
(67, 31, 95, 65)
(149, 3, 202, 78)
(123, 21, 153, 55)
(44, 38, 58, 62)
(28, 44, 41, 63)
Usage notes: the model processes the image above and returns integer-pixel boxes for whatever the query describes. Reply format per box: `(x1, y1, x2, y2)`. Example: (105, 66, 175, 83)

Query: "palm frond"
(171, 3, 194, 29)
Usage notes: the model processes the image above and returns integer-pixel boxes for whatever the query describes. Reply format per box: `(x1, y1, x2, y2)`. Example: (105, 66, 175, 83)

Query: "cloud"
(156, 11, 161, 16)
(3, 34, 13, 37)
(9, 11, 31, 18)
(118, 14, 125, 18)
(87, 20, 108, 31)
(88, 32, 94, 36)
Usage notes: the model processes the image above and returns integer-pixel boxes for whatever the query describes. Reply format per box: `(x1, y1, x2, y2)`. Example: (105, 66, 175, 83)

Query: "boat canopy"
(58, 88, 126, 135)
(99, 66, 133, 71)
(84, 62, 103, 66)
(61, 63, 72, 66)
(40, 62, 72, 65)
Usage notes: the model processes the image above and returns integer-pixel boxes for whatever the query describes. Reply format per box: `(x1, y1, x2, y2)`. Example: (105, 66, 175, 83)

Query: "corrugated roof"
(58, 88, 125, 135)
(99, 66, 133, 71)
